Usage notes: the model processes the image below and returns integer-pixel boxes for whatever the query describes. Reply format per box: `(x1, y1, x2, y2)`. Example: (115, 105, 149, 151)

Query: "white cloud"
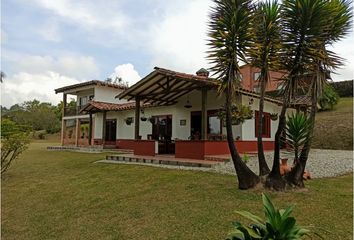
(1, 71, 80, 107)
(38, 20, 61, 42)
(329, 32, 354, 81)
(1, 29, 7, 44)
(4, 52, 99, 80)
(146, 0, 211, 74)
(109, 63, 141, 86)
(32, 0, 127, 32)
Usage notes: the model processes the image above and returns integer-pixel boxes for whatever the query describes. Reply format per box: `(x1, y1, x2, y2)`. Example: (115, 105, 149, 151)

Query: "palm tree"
(207, 0, 259, 189)
(287, 0, 352, 187)
(249, 0, 282, 176)
(266, 0, 332, 190)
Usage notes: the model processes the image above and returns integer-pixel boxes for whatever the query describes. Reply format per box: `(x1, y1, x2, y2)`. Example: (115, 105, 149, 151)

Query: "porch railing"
(64, 106, 85, 116)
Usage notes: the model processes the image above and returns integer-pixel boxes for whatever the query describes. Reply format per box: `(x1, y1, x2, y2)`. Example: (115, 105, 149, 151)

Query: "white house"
(55, 67, 298, 160)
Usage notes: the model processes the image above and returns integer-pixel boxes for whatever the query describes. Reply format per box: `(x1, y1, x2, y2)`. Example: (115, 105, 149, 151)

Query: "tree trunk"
(257, 73, 270, 176)
(225, 86, 259, 190)
(286, 88, 317, 187)
(265, 102, 287, 190)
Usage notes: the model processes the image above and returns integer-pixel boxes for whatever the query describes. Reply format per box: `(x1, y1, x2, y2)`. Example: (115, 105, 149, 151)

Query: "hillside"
(312, 97, 353, 150)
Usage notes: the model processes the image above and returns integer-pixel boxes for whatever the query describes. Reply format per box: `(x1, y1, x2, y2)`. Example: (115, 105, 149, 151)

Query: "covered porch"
(116, 67, 277, 160)
(116, 67, 217, 158)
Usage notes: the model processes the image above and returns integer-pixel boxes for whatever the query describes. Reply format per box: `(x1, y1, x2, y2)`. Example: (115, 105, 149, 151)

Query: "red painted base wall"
(116, 139, 136, 150)
(175, 141, 205, 159)
(134, 140, 156, 156)
(175, 140, 275, 160)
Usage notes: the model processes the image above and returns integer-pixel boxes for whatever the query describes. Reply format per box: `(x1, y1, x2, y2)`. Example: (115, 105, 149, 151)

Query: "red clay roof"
(55, 80, 128, 94)
(80, 101, 152, 113)
(117, 66, 283, 105)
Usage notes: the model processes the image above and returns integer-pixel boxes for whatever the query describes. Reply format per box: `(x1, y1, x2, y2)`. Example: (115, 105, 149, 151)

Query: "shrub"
(242, 154, 250, 164)
(37, 132, 46, 139)
(319, 85, 339, 111)
(226, 193, 309, 240)
(1, 119, 31, 174)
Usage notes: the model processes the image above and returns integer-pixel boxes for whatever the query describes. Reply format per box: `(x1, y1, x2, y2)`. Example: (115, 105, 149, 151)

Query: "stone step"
(105, 155, 214, 168)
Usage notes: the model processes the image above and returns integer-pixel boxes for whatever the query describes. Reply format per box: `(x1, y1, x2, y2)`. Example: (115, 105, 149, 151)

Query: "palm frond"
(207, 0, 254, 93)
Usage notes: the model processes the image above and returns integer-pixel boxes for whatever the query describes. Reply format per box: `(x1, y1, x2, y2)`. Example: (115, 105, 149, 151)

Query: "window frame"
(254, 72, 261, 81)
(254, 111, 271, 138)
(207, 110, 222, 135)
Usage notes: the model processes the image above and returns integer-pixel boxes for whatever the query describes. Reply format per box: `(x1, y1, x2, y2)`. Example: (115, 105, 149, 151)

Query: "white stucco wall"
(94, 86, 128, 104)
(241, 95, 283, 141)
(94, 112, 103, 139)
(92, 89, 289, 141)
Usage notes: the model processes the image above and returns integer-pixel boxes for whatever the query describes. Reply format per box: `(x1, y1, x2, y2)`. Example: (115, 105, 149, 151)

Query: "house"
(239, 64, 285, 92)
(55, 67, 294, 160)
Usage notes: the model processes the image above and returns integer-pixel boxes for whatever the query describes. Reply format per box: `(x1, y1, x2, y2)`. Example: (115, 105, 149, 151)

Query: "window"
(151, 115, 172, 141)
(207, 110, 222, 135)
(79, 96, 88, 107)
(255, 111, 271, 138)
(254, 72, 261, 81)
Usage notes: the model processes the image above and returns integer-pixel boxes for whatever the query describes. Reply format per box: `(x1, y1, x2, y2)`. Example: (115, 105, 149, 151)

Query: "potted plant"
(270, 113, 278, 121)
(125, 117, 133, 125)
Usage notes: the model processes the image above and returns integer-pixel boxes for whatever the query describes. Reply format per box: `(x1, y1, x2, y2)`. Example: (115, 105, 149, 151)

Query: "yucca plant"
(207, 0, 259, 189)
(267, 0, 349, 190)
(287, 0, 352, 187)
(285, 112, 310, 164)
(249, 0, 282, 176)
(227, 193, 309, 240)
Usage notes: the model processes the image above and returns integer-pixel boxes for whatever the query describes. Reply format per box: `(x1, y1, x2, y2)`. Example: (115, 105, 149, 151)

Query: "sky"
(1, 0, 353, 108)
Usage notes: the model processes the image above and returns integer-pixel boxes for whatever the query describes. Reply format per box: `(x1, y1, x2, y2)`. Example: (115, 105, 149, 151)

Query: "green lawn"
(2, 142, 353, 239)
(312, 97, 353, 150)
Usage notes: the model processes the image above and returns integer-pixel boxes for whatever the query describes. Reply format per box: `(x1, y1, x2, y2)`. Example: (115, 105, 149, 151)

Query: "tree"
(1, 119, 31, 174)
(287, 0, 352, 187)
(208, 0, 259, 189)
(3, 100, 61, 134)
(266, 0, 334, 190)
(249, 0, 282, 176)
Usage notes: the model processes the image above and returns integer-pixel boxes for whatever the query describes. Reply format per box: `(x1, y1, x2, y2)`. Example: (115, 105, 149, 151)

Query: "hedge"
(330, 80, 353, 97)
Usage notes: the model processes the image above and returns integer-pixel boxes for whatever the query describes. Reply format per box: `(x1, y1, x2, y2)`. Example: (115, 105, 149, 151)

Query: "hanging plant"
(270, 113, 278, 121)
(218, 103, 253, 125)
(141, 116, 147, 121)
(125, 117, 133, 125)
(148, 117, 155, 124)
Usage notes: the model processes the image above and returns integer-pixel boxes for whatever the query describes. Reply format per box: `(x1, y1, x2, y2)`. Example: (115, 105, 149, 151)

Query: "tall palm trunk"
(265, 99, 287, 190)
(225, 80, 260, 189)
(257, 72, 271, 176)
(287, 77, 318, 187)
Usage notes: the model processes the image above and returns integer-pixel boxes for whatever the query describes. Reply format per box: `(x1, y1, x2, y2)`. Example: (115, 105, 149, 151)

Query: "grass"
(312, 97, 353, 150)
(2, 141, 353, 239)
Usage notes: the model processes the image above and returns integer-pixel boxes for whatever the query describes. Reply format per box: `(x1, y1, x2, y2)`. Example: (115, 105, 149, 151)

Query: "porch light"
(184, 99, 192, 109)
(249, 98, 254, 105)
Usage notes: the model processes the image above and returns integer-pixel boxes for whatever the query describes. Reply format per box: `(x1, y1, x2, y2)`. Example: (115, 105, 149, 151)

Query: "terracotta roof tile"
(55, 80, 128, 93)
(80, 101, 152, 113)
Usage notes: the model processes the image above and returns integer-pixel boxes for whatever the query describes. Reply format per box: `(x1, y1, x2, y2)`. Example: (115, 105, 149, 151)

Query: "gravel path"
(98, 149, 353, 179)
(213, 149, 353, 178)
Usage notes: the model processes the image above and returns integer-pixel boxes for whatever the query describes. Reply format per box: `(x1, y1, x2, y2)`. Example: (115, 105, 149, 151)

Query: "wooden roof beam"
(126, 75, 168, 101)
